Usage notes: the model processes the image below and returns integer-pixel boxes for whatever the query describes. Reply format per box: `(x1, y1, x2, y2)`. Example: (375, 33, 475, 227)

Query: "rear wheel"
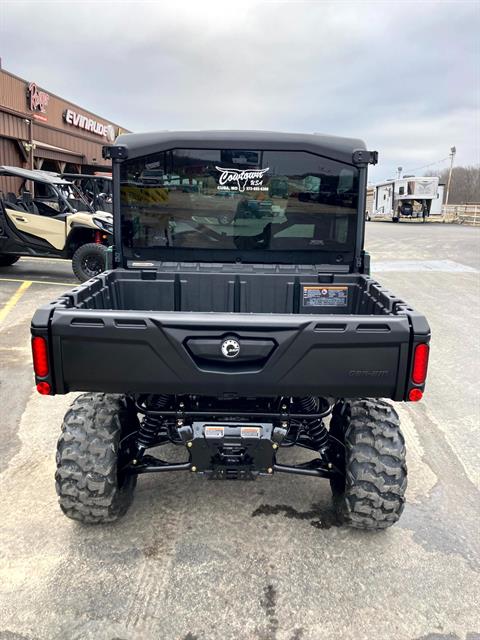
(55, 393, 139, 524)
(329, 398, 407, 530)
(0, 254, 20, 266)
(72, 243, 106, 282)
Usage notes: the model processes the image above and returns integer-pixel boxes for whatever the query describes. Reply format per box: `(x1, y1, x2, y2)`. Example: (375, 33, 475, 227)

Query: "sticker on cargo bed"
(204, 426, 224, 439)
(215, 166, 269, 192)
(302, 285, 348, 307)
(241, 426, 261, 439)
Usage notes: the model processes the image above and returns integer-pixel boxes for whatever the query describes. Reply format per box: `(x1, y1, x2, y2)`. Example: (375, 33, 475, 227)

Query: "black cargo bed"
(32, 265, 430, 401)
(55, 264, 408, 316)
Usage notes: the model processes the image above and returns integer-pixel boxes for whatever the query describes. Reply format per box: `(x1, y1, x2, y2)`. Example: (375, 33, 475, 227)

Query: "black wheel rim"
(81, 255, 103, 278)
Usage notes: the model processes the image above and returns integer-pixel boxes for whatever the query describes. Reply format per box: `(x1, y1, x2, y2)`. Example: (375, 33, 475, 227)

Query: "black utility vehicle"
(31, 131, 430, 529)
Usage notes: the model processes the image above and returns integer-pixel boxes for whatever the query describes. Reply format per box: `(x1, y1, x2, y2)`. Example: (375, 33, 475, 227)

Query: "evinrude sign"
(64, 109, 116, 142)
(216, 166, 269, 192)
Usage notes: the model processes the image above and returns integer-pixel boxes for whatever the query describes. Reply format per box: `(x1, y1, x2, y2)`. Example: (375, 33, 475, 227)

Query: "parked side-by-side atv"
(61, 173, 113, 213)
(0, 166, 112, 281)
(31, 131, 430, 530)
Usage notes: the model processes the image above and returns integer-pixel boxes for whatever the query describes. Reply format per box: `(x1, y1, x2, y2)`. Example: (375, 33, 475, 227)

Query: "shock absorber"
(299, 396, 329, 451)
(137, 395, 170, 450)
(299, 396, 318, 414)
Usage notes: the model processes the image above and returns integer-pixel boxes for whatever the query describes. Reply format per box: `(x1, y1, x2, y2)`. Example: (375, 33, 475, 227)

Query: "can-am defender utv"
(30, 131, 430, 529)
(0, 166, 113, 281)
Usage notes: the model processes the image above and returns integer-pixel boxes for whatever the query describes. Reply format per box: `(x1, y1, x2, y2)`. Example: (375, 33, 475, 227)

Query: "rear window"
(120, 149, 359, 262)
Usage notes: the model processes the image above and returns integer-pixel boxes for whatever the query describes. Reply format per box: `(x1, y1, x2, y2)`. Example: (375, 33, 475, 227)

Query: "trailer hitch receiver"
(181, 422, 282, 480)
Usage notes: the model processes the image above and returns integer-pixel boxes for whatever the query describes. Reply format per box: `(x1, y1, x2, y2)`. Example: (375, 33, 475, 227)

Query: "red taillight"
(32, 336, 49, 377)
(412, 343, 429, 384)
(409, 388, 423, 402)
(36, 381, 51, 395)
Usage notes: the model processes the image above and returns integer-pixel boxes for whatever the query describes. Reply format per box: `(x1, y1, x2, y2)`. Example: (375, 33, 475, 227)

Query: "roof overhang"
(106, 130, 369, 165)
(0, 165, 73, 184)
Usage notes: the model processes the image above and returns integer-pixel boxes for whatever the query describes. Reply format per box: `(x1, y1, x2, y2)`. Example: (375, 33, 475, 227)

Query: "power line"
(403, 155, 450, 174)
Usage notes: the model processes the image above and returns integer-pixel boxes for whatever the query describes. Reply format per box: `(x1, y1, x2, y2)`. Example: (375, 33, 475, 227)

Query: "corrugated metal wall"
(0, 137, 24, 195)
(0, 111, 29, 140)
(0, 68, 128, 170)
(0, 70, 26, 114)
(33, 125, 101, 163)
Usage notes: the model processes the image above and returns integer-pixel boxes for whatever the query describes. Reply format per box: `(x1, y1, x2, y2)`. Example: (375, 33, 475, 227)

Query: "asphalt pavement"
(0, 223, 479, 640)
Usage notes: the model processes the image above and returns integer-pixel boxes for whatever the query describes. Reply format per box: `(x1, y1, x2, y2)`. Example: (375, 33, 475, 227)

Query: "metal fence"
(441, 204, 480, 226)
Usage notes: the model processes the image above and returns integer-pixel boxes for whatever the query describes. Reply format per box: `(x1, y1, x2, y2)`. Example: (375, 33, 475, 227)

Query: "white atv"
(0, 166, 113, 281)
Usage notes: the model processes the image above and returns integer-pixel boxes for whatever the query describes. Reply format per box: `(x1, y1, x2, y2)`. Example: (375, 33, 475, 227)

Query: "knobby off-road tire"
(329, 398, 407, 530)
(71, 243, 106, 282)
(55, 393, 139, 524)
(0, 254, 20, 266)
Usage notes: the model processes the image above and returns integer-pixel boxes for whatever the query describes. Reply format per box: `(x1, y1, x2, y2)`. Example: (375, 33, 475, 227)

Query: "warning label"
(241, 427, 261, 439)
(302, 286, 348, 307)
(204, 426, 224, 439)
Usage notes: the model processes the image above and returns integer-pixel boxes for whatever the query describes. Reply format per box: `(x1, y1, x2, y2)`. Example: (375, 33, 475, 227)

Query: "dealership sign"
(216, 166, 269, 192)
(64, 109, 116, 142)
(27, 82, 50, 121)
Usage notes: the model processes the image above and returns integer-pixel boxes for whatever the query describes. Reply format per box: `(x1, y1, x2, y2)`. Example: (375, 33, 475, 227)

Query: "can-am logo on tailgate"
(221, 338, 240, 358)
(215, 167, 269, 192)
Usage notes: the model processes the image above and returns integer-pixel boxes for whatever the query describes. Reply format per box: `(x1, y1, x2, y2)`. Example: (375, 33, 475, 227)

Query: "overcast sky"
(1, 0, 478, 180)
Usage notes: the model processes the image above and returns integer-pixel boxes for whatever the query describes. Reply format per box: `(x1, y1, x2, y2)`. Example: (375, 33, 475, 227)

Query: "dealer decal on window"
(216, 166, 269, 192)
(302, 285, 349, 307)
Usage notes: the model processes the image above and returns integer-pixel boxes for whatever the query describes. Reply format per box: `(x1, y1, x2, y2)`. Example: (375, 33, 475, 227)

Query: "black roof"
(113, 130, 367, 164)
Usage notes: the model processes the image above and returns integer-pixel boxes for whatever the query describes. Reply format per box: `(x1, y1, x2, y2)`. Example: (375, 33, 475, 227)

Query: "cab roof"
(112, 130, 367, 165)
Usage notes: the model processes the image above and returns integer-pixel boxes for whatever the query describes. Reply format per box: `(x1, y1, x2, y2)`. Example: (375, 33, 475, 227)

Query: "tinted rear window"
(120, 149, 359, 261)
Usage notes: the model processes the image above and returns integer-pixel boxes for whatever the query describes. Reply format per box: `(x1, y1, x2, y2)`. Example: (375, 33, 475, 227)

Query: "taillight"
(408, 388, 423, 402)
(412, 343, 429, 384)
(36, 381, 51, 395)
(32, 336, 49, 377)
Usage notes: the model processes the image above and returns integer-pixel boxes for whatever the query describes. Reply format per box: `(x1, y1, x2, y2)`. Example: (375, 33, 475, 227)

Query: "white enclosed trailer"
(369, 176, 441, 221)
(429, 184, 445, 215)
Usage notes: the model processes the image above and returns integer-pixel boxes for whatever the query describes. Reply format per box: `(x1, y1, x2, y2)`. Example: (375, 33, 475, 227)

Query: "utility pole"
(445, 146, 456, 206)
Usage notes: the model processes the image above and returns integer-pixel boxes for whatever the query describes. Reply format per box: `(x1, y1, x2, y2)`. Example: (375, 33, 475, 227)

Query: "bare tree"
(426, 166, 480, 203)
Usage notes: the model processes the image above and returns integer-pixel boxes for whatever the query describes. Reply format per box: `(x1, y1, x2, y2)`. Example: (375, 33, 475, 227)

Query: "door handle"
(14, 216, 27, 222)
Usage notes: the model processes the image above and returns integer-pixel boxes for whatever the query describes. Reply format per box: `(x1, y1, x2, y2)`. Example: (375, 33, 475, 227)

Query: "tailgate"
(47, 310, 412, 400)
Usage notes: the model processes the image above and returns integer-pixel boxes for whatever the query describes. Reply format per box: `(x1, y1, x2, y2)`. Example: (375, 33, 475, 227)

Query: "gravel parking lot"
(0, 222, 479, 640)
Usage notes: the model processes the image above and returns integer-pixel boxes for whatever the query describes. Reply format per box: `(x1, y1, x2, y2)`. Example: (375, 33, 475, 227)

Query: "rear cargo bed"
(54, 265, 408, 315)
(32, 265, 430, 400)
